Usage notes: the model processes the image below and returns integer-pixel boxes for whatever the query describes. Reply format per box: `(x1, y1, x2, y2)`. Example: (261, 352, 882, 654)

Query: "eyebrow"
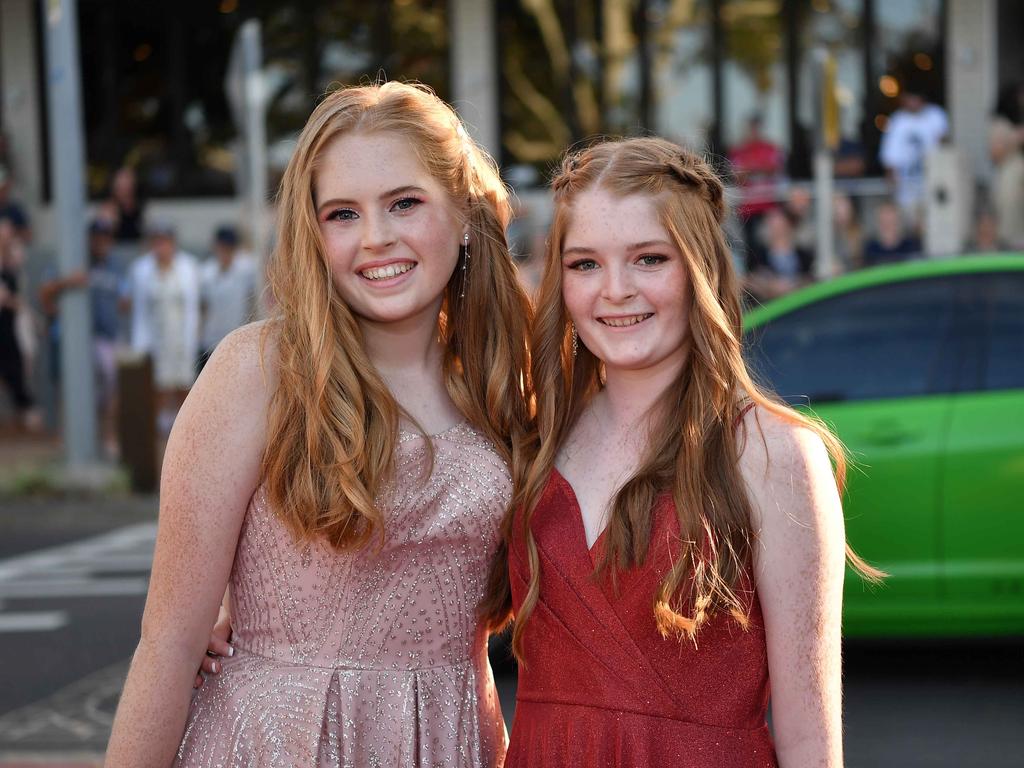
(561, 239, 674, 257)
(316, 185, 427, 215)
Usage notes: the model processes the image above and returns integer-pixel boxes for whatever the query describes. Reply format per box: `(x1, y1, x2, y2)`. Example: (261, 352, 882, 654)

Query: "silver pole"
(813, 152, 835, 280)
(241, 21, 268, 316)
(812, 48, 837, 281)
(42, 0, 97, 465)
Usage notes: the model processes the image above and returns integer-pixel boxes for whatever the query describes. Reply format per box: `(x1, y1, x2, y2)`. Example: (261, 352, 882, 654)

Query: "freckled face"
(314, 132, 465, 326)
(561, 189, 691, 375)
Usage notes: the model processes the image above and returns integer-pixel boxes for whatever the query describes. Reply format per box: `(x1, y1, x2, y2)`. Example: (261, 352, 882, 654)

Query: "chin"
(353, 295, 439, 325)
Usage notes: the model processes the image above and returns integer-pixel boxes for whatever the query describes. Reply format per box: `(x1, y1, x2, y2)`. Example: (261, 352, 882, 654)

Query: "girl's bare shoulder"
(201, 319, 280, 400)
(736, 404, 829, 483)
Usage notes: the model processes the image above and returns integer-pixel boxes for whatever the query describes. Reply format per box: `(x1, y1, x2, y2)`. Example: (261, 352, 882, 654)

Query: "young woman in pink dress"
(105, 82, 531, 767)
(482, 137, 881, 767)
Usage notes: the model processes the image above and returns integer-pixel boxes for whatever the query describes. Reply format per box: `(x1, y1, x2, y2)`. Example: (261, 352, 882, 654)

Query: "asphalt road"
(0, 499, 1021, 766)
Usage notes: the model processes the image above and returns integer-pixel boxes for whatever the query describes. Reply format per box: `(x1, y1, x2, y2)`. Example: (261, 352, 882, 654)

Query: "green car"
(743, 255, 1024, 637)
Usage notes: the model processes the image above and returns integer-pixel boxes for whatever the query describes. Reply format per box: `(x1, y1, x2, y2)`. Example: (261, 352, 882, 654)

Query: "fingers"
(201, 656, 220, 675)
(207, 637, 234, 658)
(193, 673, 204, 689)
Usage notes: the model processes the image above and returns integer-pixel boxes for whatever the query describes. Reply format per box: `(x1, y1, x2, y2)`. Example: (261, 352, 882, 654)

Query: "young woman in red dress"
(483, 137, 881, 767)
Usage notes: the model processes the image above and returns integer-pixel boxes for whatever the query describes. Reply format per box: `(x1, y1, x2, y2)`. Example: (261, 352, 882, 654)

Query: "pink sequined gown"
(174, 422, 509, 767)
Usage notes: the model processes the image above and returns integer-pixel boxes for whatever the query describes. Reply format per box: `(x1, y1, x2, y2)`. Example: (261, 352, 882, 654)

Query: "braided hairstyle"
(480, 136, 880, 659)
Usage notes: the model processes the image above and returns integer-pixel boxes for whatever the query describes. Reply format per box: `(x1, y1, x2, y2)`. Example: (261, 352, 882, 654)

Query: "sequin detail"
(175, 423, 510, 767)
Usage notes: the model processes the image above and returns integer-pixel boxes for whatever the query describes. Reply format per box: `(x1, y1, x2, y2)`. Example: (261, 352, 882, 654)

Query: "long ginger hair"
(481, 136, 881, 656)
(262, 82, 532, 550)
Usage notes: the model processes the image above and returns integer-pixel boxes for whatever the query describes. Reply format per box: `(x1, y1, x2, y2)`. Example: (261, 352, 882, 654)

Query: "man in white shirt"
(879, 87, 949, 217)
(197, 225, 257, 372)
(129, 219, 201, 432)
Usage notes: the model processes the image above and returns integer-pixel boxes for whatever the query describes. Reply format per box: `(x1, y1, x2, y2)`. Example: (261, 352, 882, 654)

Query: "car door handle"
(860, 422, 919, 446)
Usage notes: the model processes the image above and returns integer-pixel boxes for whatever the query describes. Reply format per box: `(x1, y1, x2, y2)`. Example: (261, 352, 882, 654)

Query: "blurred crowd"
(1, 80, 1022, 449)
(1, 161, 258, 453)
(729, 81, 1024, 305)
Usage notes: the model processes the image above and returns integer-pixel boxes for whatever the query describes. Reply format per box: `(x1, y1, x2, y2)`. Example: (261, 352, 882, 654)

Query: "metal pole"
(813, 152, 835, 280)
(42, 0, 97, 465)
(241, 21, 268, 316)
(812, 47, 837, 281)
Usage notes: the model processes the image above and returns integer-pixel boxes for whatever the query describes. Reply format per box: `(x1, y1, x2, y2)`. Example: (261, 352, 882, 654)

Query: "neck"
(596, 343, 689, 431)
(357, 298, 445, 379)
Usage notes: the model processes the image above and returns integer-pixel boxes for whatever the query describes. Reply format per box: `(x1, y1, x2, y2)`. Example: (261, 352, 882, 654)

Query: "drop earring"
(460, 232, 470, 298)
(571, 323, 578, 357)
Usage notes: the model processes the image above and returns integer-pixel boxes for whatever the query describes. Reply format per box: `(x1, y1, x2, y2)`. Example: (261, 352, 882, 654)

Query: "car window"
(983, 272, 1024, 391)
(744, 276, 960, 404)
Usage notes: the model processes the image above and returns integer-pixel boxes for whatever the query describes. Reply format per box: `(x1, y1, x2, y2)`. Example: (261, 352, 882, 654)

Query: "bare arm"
(739, 408, 846, 768)
(105, 323, 272, 766)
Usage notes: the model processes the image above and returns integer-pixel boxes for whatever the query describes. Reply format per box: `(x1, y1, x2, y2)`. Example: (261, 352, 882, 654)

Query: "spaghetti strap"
(734, 401, 756, 429)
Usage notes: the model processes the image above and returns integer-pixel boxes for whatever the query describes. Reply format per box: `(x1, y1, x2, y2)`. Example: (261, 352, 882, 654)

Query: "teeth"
(600, 313, 652, 327)
(361, 262, 415, 280)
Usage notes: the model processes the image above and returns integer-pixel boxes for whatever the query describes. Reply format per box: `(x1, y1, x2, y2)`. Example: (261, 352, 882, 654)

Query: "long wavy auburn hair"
(262, 82, 533, 550)
(480, 136, 882, 658)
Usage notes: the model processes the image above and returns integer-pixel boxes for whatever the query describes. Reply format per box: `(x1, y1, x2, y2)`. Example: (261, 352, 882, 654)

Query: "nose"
(361, 213, 396, 251)
(600, 263, 636, 303)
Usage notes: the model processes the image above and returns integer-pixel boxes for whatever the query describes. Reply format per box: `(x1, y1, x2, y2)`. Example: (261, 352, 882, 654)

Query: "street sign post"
(813, 48, 838, 282)
(42, 0, 97, 465)
(225, 20, 269, 314)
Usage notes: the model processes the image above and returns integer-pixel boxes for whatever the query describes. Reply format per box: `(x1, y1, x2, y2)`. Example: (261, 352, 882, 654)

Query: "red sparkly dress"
(504, 467, 778, 767)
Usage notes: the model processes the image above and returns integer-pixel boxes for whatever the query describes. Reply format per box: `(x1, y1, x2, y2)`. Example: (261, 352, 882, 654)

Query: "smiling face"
(561, 188, 691, 376)
(314, 131, 465, 327)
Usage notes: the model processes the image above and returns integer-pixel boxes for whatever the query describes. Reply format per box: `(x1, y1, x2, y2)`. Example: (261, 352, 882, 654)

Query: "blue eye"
(637, 254, 667, 266)
(567, 259, 598, 271)
(327, 208, 357, 221)
(391, 197, 422, 212)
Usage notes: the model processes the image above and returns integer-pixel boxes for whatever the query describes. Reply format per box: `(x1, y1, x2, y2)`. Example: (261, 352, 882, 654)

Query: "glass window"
(498, 0, 645, 181)
(744, 276, 960, 404)
(78, 0, 449, 199)
(650, 0, 714, 151)
(796, 0, 867, 178)
(983, 273, 1024, 392)
(721, 0, 788, 152)
(868, 0, 945, 173)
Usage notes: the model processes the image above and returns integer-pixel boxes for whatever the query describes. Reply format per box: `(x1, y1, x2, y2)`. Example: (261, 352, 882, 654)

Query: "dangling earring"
(571, 323, 578, 358)
(460, 232, 470, 299)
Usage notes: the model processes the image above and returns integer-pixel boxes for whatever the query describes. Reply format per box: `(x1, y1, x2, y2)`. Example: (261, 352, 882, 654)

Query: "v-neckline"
(551, 466, 609, 560)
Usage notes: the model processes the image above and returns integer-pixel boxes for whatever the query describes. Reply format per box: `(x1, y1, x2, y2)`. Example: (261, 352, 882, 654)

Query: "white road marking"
(0, 523, 156, 580)
(0, 611, 68, 632)
(0, 579, 149, 599)
(0, 523, 156, 622)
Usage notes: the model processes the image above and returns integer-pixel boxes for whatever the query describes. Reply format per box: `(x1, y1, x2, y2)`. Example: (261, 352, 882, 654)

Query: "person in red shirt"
(729, 114, 786, 253)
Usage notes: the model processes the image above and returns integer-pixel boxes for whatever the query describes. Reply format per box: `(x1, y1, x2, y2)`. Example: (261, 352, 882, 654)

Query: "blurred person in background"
(0, 215, 41, 432)
(832, 192, 864, 273)
(129, 219, 199, 433)
(968, 208, 1008, 253)
(0, 164, 31, 242)
(729, 114, 786, 254)
(744, 207, 813, 303)
(784, 187, 816, 254)
(863, 202, 922, 267)
(833, 133, 867, 179)
(108, 165, 146, 243)
(38, 217, 128, 455)
(989, 83, 1024, 249)
(879, 83, 949, 222)
(197, 225, 257, 373)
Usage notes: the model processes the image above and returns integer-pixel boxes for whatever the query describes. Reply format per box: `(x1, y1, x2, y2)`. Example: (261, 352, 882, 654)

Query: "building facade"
(0, 0, 1015, 250)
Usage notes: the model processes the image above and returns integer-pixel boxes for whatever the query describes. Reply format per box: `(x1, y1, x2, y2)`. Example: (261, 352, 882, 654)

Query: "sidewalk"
(0, 431, 157, 766)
